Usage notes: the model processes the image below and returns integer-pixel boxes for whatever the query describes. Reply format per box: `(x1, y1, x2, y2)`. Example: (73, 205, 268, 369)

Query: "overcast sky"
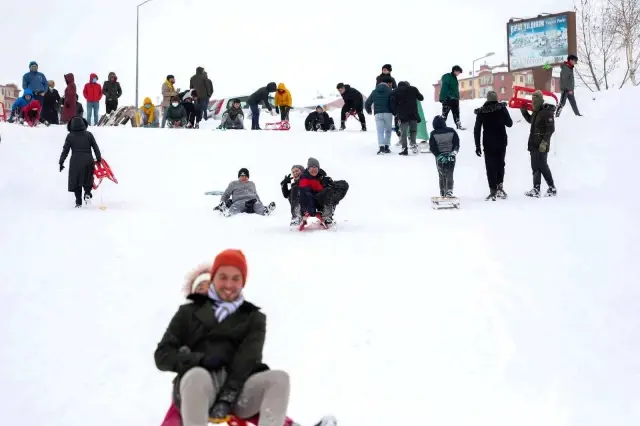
(1, 0, 572, 104)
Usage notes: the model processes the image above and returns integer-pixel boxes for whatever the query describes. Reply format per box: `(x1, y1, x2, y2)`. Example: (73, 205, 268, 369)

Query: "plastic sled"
(264, 120, 290, 130)
(508, 86, 558, 111)
(208, 415, 250, 426)
(345, 110, 358, 121)
(93, 159, 119, 190)
(160, 403, 181, 426)
(431, 196, 460, 210)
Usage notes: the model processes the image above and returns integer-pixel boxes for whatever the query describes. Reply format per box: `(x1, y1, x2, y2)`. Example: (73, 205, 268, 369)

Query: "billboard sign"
(507, 12, 577, 72)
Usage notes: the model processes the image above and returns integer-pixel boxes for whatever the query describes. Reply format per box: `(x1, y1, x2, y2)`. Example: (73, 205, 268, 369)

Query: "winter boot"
(445, 190, 454, 198)
(545, 187, 557, 197)
(383, 145, 391, 154)
(361, 123, 367, 131)
(525, 186, 541, 198)
(264, 201, 276, 215)
(339, 121, 346, 131)
(485, 188, 497, 201)
(377, 146, 386, 155)
(410, 143, 419, 154)
(496, 183, 507, 199)
(329, 123, 336, 131)
(399, 148, 408, 156)
(455, 120, 466, 130)
(84, 192, 92, 205)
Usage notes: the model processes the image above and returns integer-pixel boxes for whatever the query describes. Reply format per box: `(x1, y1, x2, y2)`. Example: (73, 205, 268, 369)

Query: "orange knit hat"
(210, 249, 248, 284)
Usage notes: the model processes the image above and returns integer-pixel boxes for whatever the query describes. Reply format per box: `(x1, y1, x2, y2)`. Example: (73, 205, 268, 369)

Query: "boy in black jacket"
(246, 82, 277, 130)
(58, 116, 102, 207)
(304, 106, 335, 131)
(429, 115, 460, 197)
(390, 81, 424, 156)
(336, 83, 366, 131)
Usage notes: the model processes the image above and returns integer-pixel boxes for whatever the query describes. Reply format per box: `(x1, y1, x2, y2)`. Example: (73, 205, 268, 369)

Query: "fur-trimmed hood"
(182, 262, 212, 296)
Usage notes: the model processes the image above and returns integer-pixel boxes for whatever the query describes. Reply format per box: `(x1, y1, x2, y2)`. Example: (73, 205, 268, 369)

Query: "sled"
(508, 86, 558, 111)
(431, 196, 460, 210)
(93, 159, 119, 190)
(264, 120, 290, 130)
(208, 415, 250, 426)
(204, 190, 224, 195)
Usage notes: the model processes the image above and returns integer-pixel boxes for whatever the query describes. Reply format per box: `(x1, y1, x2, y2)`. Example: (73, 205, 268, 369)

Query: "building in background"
(0, 83, 19, 112)
(432, 64, 561, 102)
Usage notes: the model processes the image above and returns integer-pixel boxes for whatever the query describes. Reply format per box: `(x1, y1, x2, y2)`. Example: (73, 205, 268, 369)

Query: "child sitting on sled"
(215, 168, 276, 216)
(22, 99, 42, 126)
(428, 115, 460, 197)
(139, 97, 158, 127)
(165, 96, 188, 128)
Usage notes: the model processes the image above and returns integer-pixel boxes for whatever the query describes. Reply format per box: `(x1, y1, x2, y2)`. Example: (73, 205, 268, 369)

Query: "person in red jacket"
(83, 73, 102, 125)
(22, 99, 42, 126)
(61, 73, 77, 124)
(296, 157, 349, 226)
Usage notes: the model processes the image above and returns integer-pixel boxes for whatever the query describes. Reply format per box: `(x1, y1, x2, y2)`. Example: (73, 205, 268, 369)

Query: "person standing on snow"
(246, 83, 278, 130)
(390, 81, 425, 156)
(215, 168, 276, 216)
(22, 61, 48, 104)
(60, 73, 77, 125)
(58, 116, 102, 208)
(42, 80, 61, 125)
(189, 67, 213, 121)
(429, 115, 460, 197)
(520, 90, 557, 197)
(161, 75, 179, 128)
(439, 65, 465, 130)
(83, 73, 102, 125)
(473, 90, 513, 201)
(336, 83, 366, 131)
(556, 54, 582, 118)
(375, 64, 399, 135)
(274, 83, 293, 121)
(365, 75, 394, 155)
(102, 72, 122, 114)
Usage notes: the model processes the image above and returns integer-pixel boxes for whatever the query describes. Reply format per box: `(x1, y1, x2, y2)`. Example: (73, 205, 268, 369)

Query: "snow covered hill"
(0, 89, 638, 426)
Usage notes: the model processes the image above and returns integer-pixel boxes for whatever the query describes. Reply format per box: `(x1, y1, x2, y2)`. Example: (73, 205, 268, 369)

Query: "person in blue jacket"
(8, 89, 33, 123)
(22, 61, 48, 104)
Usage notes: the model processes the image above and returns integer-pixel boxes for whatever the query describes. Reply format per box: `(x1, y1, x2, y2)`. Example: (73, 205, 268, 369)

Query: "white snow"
(1, 88, 639, 426)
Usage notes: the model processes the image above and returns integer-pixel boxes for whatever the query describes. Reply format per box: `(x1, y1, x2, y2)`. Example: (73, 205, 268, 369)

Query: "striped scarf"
(208, 286, 244, 322)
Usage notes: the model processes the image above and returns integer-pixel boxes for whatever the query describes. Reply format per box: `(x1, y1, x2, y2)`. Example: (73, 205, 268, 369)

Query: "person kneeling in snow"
(58, 116, 102, 207)
(217, 99, 245, 130)
(165, 96, 188, 128)
(139, 97, 158, 127)
(8, 89, 33, 123)
(22, 99, 42, 126)
(215, 168, 276, 216)
(180, 89, 200, 128)
(429, 115, 460, 197)
(304, 106, 335, 131)
(294, 157, 349, 226)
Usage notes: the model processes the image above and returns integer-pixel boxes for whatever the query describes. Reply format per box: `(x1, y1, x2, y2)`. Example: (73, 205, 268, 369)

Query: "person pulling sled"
(58, 116, 102, 208)
(215, 168, 276, 216)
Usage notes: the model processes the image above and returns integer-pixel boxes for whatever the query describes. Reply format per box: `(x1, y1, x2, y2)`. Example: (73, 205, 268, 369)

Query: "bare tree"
(608, 0, 640, 86)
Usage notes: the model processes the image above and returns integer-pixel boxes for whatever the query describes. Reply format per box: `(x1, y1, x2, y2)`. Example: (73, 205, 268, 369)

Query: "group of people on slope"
(157, 68, 214, 128)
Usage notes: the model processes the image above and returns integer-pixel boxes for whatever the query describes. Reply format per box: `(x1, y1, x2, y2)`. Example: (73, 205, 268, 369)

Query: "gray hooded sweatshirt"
(221, 180, 261, 204)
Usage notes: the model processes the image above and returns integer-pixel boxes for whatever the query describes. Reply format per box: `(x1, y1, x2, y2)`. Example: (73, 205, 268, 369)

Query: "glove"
(475, 147, 482, 157)
(275, 106, 280, 113)
(449, 151, 457, 157)
(208, 401, 232, 423)
(447, 153, 456, 162)
(437, 154, 449, 163)
(59, 164, 64, 172)
(200, 355, 223, 370)
(280, 174, 292, 186)
(539, 140, 549, 152)
(321, 176, 333, 187)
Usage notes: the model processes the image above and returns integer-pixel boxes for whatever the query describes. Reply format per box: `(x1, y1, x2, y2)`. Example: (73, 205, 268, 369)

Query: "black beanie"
(238, 168, 249, 178)
(336, 82, 345, 89)
(382, 64, 392, 72)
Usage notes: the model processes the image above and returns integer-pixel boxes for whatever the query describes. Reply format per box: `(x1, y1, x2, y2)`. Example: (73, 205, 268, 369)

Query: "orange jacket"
(274, 83, 292, 107)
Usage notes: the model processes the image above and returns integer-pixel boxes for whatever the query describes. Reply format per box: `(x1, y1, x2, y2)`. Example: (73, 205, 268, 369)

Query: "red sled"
(93, 158, 119, 190)
(508, 86, 558, 111)
(264, 120, 290, 130)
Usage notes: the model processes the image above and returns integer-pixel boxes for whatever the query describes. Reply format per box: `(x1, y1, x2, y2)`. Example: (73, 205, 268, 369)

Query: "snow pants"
(228, 199, 266, 215)
(441, 99, 461, 126)
(298, 181, 349, 218)
(530, 151, 554, 188)
(436, 159, 456, 195)
(221, 112, 244, 129)
(279, 106, 291, 121)
(305, 117, 335, 131)
(177, 367, 290, 426)
(484, 148, 506, 190)
(399, 120, 417, 149)
(374, 113, 393, 146)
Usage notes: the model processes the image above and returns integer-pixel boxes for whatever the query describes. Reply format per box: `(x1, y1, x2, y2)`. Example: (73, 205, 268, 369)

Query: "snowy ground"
(1, 88, 638, 426)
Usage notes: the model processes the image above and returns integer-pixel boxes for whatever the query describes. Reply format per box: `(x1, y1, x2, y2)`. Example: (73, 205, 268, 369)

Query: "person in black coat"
(390, 81, 424, 155)
(246, 82, 277, 130)
(41, 80, 61, 125)
(473, 90, 513, 200)
(336, 83, 366, 131)
(304, 106, 335, 131)
(59, 116, 102, 207)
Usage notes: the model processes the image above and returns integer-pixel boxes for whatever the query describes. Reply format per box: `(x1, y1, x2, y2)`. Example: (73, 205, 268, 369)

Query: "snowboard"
(431, 196, 460, 209)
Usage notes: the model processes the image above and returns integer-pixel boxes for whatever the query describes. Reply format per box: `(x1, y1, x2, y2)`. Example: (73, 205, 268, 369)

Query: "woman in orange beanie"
(155, 249, 291, 426)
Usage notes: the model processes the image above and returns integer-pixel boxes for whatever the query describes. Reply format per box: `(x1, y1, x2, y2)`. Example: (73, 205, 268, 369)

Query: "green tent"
(416, 101, 429, 141)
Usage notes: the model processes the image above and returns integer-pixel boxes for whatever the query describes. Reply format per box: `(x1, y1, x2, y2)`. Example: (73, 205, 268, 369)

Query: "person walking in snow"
(102, 72, 122, 114)
(521, 90, 557, 197)
(215, 168, 276, 216)
(336, 83, 366, 131)
(58, 116, 102, 207)
(22, 61, 48, 104)
(473, 90, 513, 200)
(42, 80, 61, 125)
(83, 73, 102, 125)
(274, 83, 292, 121)
(246, 83, 278, 130)
(390, 81, 425, 156)
(439, 65, 465, 130)
(429, 115, 460, 197)
(556, 54, 582, 117)
(60, 73, 77, 124)
(365, 75, 394, 155)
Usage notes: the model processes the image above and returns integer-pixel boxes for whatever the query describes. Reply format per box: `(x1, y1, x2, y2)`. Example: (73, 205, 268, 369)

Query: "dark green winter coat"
(364, 83, 393, 115)
(154, 294, 267, 398)
(439, 72, 459, 102)
(521, 104, 556, 152)
(164, 103, 187, 123)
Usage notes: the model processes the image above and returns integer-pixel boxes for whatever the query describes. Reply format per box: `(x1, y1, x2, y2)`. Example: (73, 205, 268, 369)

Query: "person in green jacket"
(439, 65, 465, 130)
(165, 96, 188, 128)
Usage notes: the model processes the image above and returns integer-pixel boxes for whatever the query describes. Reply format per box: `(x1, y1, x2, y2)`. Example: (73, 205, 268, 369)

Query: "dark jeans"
(296, 182, 349, 218)
(279, 106, 291, 121)
(557, 90, 580, 116)
(399, 120, 417, 149)
(249, 104, 260, 129)
(340, 106, 365, 125)
(306, 117, 335, 131)
(198, 99, 209, 120)
(530, 151, 554, 188)
(436, 159, 456, 195)
(441, 99, 460, 125)
(484, 148, 506, 190)
(105, 99, 118, 114)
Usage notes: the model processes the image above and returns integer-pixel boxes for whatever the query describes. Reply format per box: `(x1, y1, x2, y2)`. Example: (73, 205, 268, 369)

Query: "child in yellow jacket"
(274, 83, 292, 121)
(139, 97, 158, 127)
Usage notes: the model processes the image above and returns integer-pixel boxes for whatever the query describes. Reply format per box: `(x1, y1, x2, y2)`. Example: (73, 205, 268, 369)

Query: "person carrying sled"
(304, 106, 335, 131)
(139, 97, 158, 127)
(8, 89, 33, 123)
(215, 168, 276, 217)
(274, 83, 292, 122)
(60, 73, 77, 125)
(365, 75, 394, 155)
(473, 90, 513, 200)
(439, 65, 465, 130)
(521, 90, 557, 197)
(336, 83, 366, 131)
(42, 80, 61, 125)
(246, 82, 278, 130)
(165, 96, 188, 128)
(390, 81, 425, 156)
(218, 99, 245, 130)
(294, 157, 349, 226)
(429, 115, 460, 197)
(155, 249, 291, 426)
(556, 54, 582, 118)
(58, 116, 102, 208)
